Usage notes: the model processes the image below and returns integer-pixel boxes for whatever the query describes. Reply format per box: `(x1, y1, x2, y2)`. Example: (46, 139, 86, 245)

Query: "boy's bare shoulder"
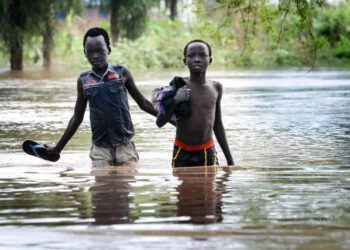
(209, 80, 223, 93)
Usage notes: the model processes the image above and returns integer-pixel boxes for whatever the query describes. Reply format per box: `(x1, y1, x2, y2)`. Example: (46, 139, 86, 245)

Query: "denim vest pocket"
(106, 80, 125, 93)
(108, 85, 124, 93)
(106, 81, 127, 104)
(85, 87, 100, 98)
(85, 87, 100, 106)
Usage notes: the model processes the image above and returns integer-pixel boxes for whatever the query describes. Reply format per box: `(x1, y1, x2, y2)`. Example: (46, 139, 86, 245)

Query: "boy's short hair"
(183, 39, 212, 57)
(83, 27, 112, 53)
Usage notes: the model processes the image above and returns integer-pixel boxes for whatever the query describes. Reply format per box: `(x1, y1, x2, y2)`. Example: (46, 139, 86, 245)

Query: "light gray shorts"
(89, 141, 139, 168)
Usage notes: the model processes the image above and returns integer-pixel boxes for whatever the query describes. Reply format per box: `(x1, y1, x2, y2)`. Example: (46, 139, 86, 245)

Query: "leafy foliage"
(0, 0, 47, 49)
(101, 0, 157, 43)
(314, 1, 350, 60)
(1, 0, 350, 70)
(0, 0, 83, 69)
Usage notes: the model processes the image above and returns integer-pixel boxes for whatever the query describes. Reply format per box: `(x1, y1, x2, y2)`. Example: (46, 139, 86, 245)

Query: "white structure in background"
(179, 0, 196, 23)
(157, 0, 195, 23)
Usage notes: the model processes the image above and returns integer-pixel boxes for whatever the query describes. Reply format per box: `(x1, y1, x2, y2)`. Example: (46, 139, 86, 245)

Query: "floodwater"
(0, 69, 349, 249)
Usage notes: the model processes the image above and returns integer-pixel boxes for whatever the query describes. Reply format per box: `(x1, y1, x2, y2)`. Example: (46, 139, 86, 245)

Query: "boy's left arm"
(122, 67, 158, 117)
(213, 82, 234, 166)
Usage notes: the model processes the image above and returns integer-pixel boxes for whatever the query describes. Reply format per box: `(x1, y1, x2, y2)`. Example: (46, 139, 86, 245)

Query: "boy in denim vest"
(156, 40, 234, 168)
(46, 27, 157, 167)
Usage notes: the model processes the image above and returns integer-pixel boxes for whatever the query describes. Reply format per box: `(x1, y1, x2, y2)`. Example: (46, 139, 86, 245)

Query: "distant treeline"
(1, 0, 349, 70)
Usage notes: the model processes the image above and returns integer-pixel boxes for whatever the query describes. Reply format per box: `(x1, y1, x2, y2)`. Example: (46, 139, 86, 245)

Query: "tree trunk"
(42, 4, 55, 68)
(9, 0, 24, 70)
(170, 0, 178, 20)
(10, 37, 23, 70)
(43, 30, 53, 68)
(110, 0, 120, 45)
(165, 0, 170, 9)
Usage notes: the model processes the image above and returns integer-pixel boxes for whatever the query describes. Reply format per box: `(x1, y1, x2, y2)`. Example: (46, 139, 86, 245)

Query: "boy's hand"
(44, 143, 60, 155)
(174, 87, 191, 104)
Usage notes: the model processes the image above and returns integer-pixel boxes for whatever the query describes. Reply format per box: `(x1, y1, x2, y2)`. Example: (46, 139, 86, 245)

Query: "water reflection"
(1, 70, 350, 249)
(89, 166, 138, 224)
(174, 166, 231, 224)
(87, 165, 234, 225)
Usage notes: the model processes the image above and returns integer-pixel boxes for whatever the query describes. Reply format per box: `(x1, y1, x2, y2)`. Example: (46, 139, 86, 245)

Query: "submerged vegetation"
(1, 0, 350, 70)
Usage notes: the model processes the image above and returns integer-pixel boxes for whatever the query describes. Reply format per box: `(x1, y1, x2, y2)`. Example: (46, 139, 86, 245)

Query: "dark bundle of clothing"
(152, 77, 191, 120)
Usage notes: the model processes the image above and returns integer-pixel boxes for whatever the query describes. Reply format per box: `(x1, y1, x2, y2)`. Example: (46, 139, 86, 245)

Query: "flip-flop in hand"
(22, 140, 60, 162)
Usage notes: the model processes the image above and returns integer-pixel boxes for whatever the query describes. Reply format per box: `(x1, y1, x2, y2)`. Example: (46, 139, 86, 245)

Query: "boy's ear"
(209, 57, 212, 64)
(183, 58, 186, 65)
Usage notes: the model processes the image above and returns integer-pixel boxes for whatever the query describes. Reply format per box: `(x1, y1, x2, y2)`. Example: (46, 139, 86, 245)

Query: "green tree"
(42, 0, 83, 68)
(0, 0, 44, 70)
(101, 0, 154, 44)
(0, 0, 82, 70)
(194, 0, 328, 67)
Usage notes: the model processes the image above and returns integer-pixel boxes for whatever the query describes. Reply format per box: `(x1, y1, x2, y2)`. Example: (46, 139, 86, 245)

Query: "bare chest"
(189, 84, 218, 112)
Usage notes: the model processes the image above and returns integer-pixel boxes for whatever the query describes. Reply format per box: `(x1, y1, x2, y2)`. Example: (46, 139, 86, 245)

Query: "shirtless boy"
(156, 40, 234, 167)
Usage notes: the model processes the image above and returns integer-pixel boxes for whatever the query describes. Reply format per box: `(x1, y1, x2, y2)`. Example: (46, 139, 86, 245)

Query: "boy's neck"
(189, 71, 206, 85)
(92, 64, 108, 78)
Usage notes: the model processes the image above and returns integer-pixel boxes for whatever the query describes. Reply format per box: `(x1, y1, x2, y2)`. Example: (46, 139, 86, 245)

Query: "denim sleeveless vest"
(80, 64, 134, 147)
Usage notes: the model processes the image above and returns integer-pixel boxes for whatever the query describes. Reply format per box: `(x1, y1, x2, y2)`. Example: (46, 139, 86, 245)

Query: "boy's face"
(184, 42, 211, 73)
(84, 35, 109, 71)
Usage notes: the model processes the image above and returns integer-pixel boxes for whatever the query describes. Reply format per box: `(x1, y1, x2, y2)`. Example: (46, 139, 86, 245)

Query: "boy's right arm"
(46, 78, 87, 154)
(156, 87, 191, 127)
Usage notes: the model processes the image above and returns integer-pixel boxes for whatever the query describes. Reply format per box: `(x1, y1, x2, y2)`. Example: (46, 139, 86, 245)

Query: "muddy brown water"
(0, 69, 349, 249)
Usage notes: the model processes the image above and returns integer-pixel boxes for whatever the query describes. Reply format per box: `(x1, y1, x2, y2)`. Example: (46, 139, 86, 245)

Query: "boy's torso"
(176, 79, 219, 145)
(80, 65, 135, 146)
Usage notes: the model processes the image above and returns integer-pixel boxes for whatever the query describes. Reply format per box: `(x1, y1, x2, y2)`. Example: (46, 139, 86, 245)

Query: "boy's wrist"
(173, 96, 181, 104)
